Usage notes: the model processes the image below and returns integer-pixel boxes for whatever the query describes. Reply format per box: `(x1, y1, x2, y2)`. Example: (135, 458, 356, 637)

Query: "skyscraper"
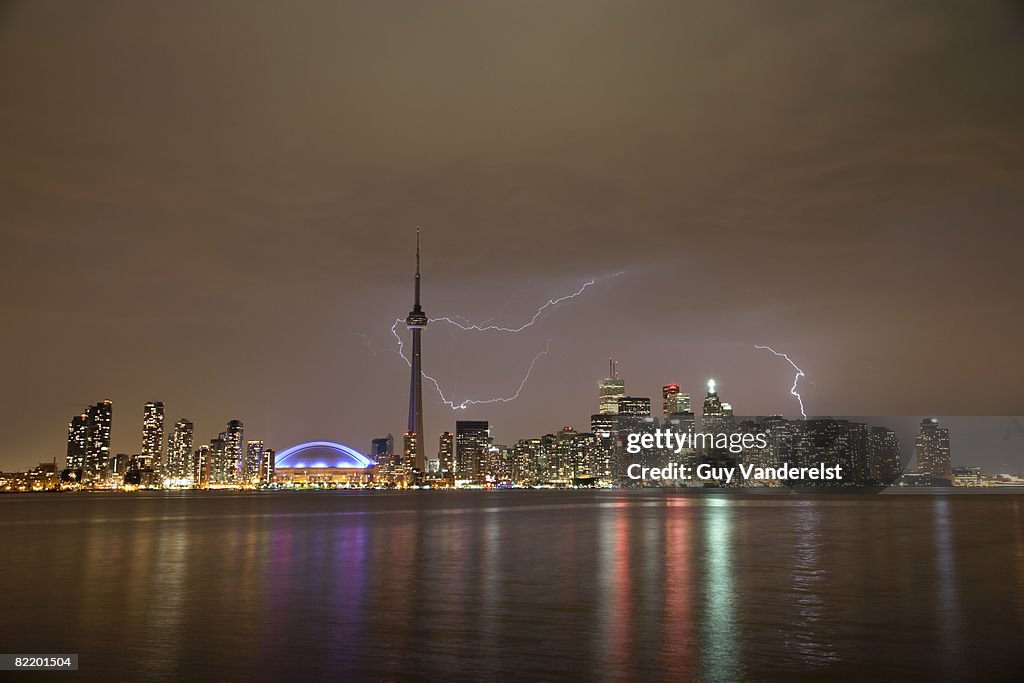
(83, 400, 112, 481)
(141, 401, 165, 476)
(371, 434, 396, 483)
(225, 420, 244, 482)
(404, 229, 428, 480)
(208, 433, 229, 484)
(244, 440, 264, 484)
(869, 426, 902, 484)
(438, 431, 454, 479)
(662, 384, 691, 418)
(194, 445, 211, 488)
(166, 418, 194, 484)
(915, 418, 951, 480)
(455, 420, 490, 482)
(66, 413, 89, 473)
(598, 359, 625, 414)
(617, 396, 651, 417)
(259, 448, 275, 485)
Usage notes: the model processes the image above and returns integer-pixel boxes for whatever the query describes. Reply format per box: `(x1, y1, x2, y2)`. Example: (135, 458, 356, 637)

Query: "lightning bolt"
(430, 276, 612, 333)
(391, 320, 551, 410)
(754, 344, 808, 418)
(391, 273, 621, 409)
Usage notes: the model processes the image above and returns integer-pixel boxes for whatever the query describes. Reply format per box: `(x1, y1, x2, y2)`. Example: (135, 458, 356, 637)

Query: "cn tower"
(404, 228, 428, 479)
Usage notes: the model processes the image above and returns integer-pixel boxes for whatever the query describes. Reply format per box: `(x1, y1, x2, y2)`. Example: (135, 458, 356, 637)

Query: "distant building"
(915, 418, 951, 480)
(590, 414, 619, 478)
(83, 400, 113, 482)
(789, 418, 870, 486)
(194, 445, 211, 488)
(225, 420, 244, 482)
(244, 440, 264, 484)
(141, 401, 165, 477)
(166, 418, 194, 484)
(455, 420, 490, 482)
(371, 434, 396, 484)
(208, 434, 229, 484)
(259, 448, 275, 485)
(868, 426, 902, 485)
(617, 396, 651, 418)
(598, 360, 625, 415)
(66, 413, 89, 474)
(662, 384, 691, 419)
(437, 432, 454, 479)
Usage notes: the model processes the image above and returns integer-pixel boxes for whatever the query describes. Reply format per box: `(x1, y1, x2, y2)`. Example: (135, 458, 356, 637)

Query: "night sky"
(2, 1, 1023, 471)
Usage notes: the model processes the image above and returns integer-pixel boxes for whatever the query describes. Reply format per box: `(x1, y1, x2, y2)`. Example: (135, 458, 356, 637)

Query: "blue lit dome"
(275, 441, 374, 469)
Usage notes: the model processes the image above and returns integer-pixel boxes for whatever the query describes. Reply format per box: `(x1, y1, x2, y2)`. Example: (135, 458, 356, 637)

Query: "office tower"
(83, 400, 113, 481)
(66, 413, 89, 473)
(790, 418, 869, 486)
(511, 438, 543, 484)
(166, 418, 194, 484)
(599, 359, 625, 414)
(761, 415, 793, 472)
(371, 434, 395, 482)
(915, 418, 952, 480)
(404, 229, 429, 479)
(194, 445, 211, 488)
(141, 401, 165, 478)
(701, 380, 735, 431)
(455, 420, 490, 482)
(662, 384, 691, 419)
(590, 414, 619, 478)
(438, 432, 454, 479)
(259, 448, 275, 485)
(617, 397, 651, 417)
(869, 426, 902, 485)
(244, 440, 264, 484)
(225, 420, 244, 482)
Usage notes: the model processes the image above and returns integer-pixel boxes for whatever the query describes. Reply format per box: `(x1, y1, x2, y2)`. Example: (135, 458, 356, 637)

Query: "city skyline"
(3, 2, 1024, 472)
(16, 376, 1024, 481)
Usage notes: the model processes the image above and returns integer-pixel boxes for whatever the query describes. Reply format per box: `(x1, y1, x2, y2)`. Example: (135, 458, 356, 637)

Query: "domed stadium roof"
(275, 441, 374, 469)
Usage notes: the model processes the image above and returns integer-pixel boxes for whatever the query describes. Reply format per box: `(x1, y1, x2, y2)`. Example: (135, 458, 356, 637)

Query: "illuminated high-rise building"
(662, 385, 691, 419)
(244, 440, 264, 484)
(455, 420, 490, 482)
(83, 400, 113, 482)
(166, 418, 194, 484)
(194, 445, 211, 488)
(141, 401, 165, 477)
(617, 396, 651, 417)
(869, 426, 902, 485)
(589, 413, 619, 478)
(701, 380, 728, 430)
(371, 434, 396, 483)
(259, 448, 275, 485)
(208, 434, 229, 484)
(915, 418, 951, 480)
(404, 229, 428, 480)
(225, 420, 244, 482)
(66, 413, 89, 473)
(438, 431, 454, 479)
(599, 359, 625, 414)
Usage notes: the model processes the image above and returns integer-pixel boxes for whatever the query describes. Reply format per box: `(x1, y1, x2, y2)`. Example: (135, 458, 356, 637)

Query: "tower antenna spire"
(414, 226, 421, 309)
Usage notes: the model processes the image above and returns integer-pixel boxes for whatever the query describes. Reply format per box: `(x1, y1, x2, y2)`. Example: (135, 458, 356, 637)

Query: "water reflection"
(1, 491, 1022, 680)
(932, 498, 963, 671)
(702, 498, 740, 682)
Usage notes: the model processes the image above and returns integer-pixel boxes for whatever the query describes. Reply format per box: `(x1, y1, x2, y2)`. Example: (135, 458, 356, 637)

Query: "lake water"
(1, 490, 1022, 680)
